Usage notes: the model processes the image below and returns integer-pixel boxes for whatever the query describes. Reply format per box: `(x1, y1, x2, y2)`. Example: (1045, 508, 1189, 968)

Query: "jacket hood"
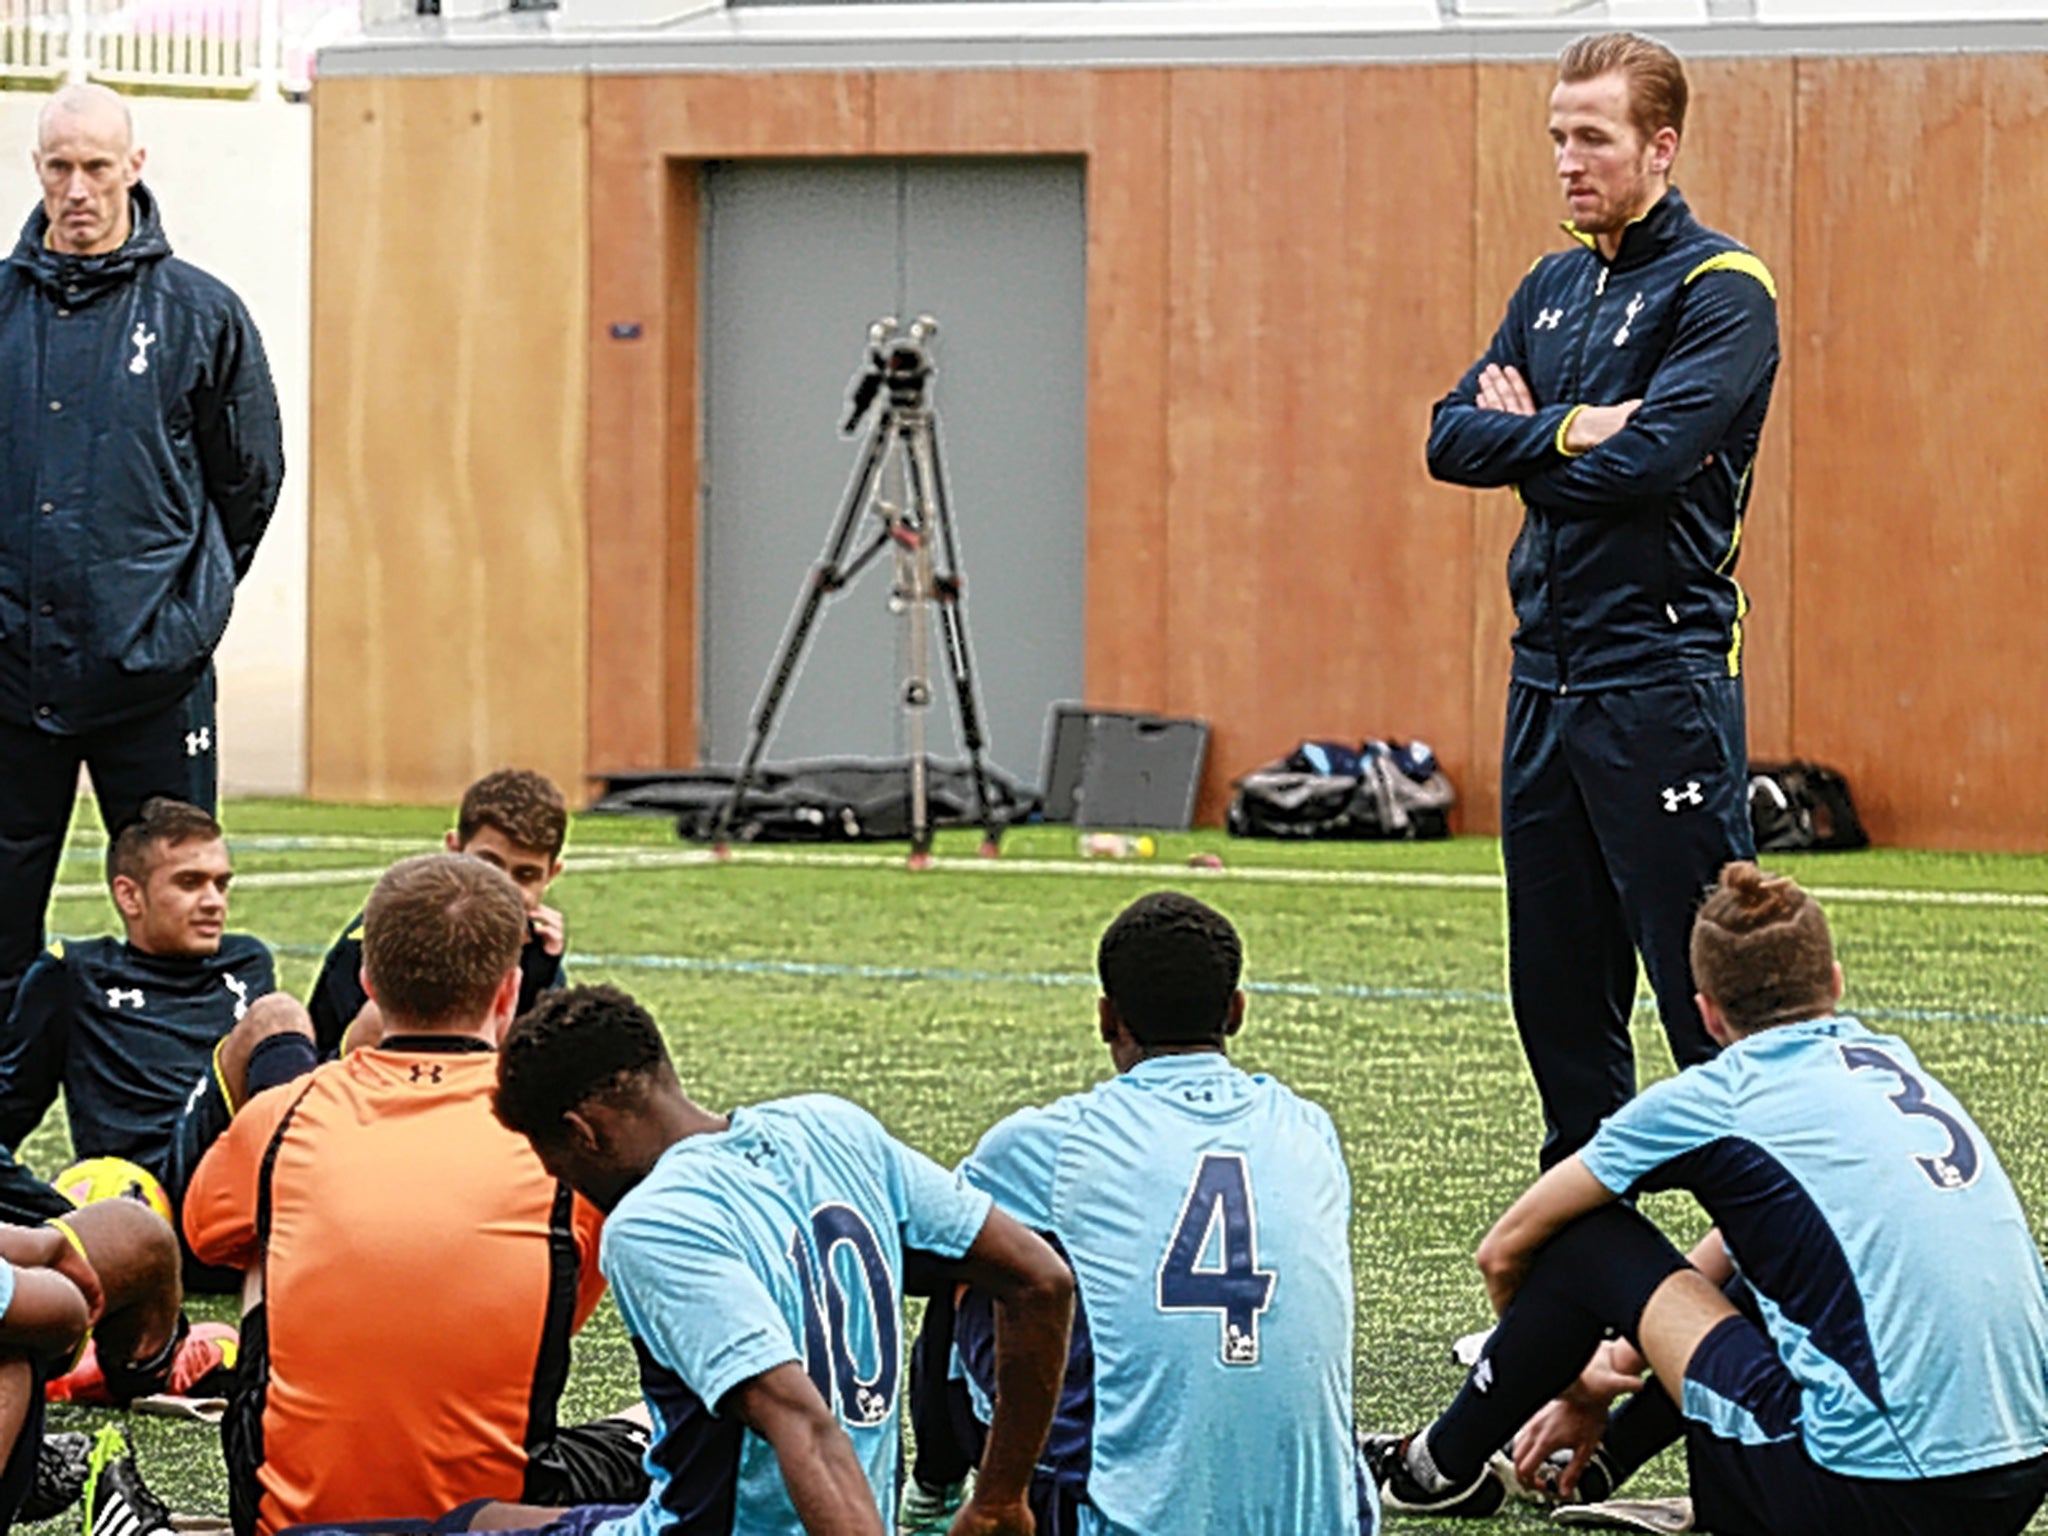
(11, 181, 172, 300)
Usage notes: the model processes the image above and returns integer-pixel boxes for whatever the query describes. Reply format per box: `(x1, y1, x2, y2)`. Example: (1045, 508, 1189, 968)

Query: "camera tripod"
(711, 317, 1003, 862)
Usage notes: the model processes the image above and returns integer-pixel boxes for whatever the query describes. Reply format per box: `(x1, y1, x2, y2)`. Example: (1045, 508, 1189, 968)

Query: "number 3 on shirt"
(1841, 1043, 1981, 1191)
(790, 1205, 900, 1427)
(1157, 1153, 1275, 1367)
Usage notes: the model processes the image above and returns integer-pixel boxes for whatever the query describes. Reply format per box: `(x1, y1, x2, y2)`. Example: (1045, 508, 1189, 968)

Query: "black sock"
(1597, 1266, 1763, 1488)
(245, 1031, 318, 1098)
(908, 1288, 979, 1489)
(1427, 1204, 1691, 1485)
(102, 1310, 189, 1403)
(1600, 1382, 1685, 1486)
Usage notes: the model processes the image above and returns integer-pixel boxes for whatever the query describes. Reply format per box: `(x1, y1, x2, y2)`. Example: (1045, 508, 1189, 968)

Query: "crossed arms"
(1427, 268, 1777, 519)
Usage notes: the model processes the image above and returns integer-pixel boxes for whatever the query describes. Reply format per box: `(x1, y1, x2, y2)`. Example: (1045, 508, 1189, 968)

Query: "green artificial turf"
(21, 801, 2048, 1533)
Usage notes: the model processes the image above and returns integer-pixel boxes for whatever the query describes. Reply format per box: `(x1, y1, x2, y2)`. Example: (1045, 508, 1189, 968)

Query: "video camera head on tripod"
(843, 315, 937, 434)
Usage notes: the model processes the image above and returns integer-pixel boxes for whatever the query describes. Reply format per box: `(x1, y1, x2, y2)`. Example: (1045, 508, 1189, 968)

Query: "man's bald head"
(32, 84, 144, 256)
(38, 83, 135, 153)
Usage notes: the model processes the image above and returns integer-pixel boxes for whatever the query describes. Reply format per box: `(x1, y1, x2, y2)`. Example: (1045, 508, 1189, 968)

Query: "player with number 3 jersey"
(911, 892, 1375, 1536)
(1365, 864, 2048, 1535)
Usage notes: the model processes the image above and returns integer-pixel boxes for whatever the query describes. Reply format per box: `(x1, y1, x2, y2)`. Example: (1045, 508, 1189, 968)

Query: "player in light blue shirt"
(294, 987, 1081, 1536)
(906, 891, 1376, 1536)
(383, 982, 1074, 1536)
(1365, 863, 2048, 1535)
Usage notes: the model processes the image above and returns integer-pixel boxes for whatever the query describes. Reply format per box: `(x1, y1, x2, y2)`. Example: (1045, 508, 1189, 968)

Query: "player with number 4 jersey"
(912, 892, 1374, 1536)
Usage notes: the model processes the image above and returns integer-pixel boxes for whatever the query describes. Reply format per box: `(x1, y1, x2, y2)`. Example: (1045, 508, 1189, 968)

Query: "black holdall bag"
(1747, 760, 1870, 852)
(1228, 740, 1455, 841)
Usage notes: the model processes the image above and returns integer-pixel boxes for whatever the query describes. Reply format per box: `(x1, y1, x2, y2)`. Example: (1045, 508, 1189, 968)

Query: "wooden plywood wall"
(308, 73, 591, 804)
(1792, 55, 2048, 848)
(308, 55, 2048, 848)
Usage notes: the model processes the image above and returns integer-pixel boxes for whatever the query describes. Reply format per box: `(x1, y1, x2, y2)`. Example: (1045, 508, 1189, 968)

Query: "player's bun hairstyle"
(1558, 31, 1689, 143)
(107, 797, 223, 887)
(1097, 891, 1243, 1048)
(363, 853, 526, 1027)
(495, 983, 670, 1143)
(1690, 861, 1836, 1036)
(458, 768, 569, 860)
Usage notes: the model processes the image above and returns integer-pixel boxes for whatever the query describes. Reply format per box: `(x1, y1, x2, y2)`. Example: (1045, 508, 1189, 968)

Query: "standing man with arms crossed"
(0, 83, 283, 1027)
(1427, 33, 1779, 1167)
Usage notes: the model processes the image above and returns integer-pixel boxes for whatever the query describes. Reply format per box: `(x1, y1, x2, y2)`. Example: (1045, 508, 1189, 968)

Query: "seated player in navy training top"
(307, 769, 569, 1058)
(284, 981, 1076, 1536)
(903, 891, 1376, 1536)
(0, 798, 319, 1292)
(1364, 862, 2048, 1536)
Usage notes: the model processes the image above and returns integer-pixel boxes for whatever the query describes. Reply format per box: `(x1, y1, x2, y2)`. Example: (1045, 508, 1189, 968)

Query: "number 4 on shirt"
(1156, 1153, 1275, 1366)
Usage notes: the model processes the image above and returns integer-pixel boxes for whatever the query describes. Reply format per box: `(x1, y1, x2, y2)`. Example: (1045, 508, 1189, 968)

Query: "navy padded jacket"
(1429, 189, 1779, 693)
(0, 184, 282, 733)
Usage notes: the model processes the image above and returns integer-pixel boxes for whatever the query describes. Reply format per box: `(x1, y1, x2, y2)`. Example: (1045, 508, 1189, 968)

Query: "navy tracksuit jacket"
(0, 185, 282, 1022)
(1429, 188, 1780, 1165)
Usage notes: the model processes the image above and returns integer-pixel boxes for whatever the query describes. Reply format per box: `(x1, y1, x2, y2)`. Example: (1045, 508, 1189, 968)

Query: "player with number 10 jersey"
(936, 892, 1373, 1536)
(600, 1091, 994, 1535)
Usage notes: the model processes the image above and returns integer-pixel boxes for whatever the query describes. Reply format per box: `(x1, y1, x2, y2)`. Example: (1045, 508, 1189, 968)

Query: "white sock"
(1406, 1429, 1457, 1495)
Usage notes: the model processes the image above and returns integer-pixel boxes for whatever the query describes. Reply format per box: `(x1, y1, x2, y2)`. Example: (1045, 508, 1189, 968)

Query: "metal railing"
(1, 0, 356, 94)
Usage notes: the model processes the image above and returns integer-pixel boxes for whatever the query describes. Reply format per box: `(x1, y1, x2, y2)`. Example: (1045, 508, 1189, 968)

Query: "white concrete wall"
(1, 90, 310, 796)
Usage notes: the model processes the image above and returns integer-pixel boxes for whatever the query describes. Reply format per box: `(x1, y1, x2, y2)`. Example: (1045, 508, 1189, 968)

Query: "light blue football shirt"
(962, 1053, 1372, 1536)
(595, 1095, 992, 1536)
(1580, 1015, 2048, 1479)
(0, 1261, 14, 1322)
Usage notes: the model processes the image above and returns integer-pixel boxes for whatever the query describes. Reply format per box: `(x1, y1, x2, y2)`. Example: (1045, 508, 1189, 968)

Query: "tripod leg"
(898, 418, 936, 861)
(712, 409, 894, 845)
(908, 418, 1003, 853)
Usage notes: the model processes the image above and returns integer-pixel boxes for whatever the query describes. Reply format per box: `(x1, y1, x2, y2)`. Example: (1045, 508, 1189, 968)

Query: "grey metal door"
(699, 158, 1086, 786)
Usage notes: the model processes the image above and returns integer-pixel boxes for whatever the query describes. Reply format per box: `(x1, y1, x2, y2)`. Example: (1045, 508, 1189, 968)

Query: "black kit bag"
(1748, 760, 1870, 852)
(1228, 740, 1455, 841)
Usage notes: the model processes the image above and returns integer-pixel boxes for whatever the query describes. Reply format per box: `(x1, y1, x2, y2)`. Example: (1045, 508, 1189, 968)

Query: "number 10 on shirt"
(1157, 1153, 1275, 1366)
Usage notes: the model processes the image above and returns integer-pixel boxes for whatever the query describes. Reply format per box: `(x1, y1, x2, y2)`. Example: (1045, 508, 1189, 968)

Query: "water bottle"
(1078, 832, 1156, 859)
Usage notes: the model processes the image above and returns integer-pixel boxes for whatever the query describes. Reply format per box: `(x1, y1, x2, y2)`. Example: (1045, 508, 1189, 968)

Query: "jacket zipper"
(1548, 255, 1613, 694)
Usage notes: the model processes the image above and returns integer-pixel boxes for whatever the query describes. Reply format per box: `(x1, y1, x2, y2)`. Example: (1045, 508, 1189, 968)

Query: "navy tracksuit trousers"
(0, 666, 217, 1026)
(1502, 675, 1753, 1167)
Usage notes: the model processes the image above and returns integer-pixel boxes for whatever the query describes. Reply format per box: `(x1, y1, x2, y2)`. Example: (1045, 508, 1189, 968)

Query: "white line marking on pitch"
(48, 841, 2046, 911)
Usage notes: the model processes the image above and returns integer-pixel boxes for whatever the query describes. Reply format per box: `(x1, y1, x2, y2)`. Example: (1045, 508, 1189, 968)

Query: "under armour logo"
(129, 322, 157, 376)
(408, 1063, 444, 1085)
(1533, 308, 1563, 331)
(185, 727, 211, 757)
(1662, 781, 1705, 813)
(1613, 292, 1646, 346)
(1473, 1356, 1494, 1394)
(224, 973, 250, 1021)
(107, 987, 144, 1010)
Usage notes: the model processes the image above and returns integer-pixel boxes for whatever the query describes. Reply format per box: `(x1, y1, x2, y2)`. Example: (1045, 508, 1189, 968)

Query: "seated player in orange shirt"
(182, 854, 648, 1535)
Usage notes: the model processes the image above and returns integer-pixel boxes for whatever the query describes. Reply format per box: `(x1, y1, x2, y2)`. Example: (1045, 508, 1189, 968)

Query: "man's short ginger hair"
(107, 798, 222, 887)
(364, 853, 527, 1027)
(456, 769, 568, 859)
(1559, 31, 1689, 143)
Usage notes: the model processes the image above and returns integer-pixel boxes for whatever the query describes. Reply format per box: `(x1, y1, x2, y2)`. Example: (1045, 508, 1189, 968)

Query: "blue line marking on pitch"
(264, 944, 2048, 1029)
